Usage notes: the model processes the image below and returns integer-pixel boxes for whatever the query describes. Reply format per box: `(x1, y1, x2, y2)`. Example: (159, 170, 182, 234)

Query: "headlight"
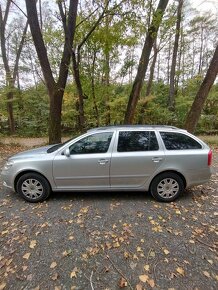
(3, 160, 14, 171)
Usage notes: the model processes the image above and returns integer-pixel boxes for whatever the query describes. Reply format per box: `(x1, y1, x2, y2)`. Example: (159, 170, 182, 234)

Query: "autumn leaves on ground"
(0, 144, 217, 290)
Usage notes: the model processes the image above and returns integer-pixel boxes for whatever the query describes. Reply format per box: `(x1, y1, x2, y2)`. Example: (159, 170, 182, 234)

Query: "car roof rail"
(87, 125, 179, 132)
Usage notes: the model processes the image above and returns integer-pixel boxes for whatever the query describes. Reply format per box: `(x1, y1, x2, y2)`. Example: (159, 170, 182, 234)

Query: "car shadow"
(49, 190, 153, 202)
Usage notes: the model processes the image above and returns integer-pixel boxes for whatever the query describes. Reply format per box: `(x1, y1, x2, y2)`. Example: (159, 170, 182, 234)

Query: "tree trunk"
(72, 52, 85, 131)
(198, 23, 203, 75)
(104, 49, 111, 125)
(184, 45, 218, 133)
(91, 50, 99, 126)
(124, 0, 169, 124)
(168, 0, 183, 111)
(25, 0, 78, 144)
(146, 40, 158, 96)
(49, 89, 63, 144)
(7, 90, 15, 133)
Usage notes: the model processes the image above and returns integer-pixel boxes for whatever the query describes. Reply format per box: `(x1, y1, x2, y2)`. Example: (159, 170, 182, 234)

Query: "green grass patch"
(198, 135, 218, 148)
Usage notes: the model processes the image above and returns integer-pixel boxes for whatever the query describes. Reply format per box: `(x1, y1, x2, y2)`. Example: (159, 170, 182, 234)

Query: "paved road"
(0, 145, 217, 290)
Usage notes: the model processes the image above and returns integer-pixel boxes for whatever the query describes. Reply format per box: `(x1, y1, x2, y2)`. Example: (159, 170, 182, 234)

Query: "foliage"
(0, 0, 217, 136)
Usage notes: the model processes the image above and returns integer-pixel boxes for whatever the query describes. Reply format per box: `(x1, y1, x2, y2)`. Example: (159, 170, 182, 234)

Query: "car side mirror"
(64, 148, 70, 157)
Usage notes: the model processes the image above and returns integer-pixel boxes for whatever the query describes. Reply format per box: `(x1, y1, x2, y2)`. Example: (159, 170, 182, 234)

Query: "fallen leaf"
(147, 279, 155, 288)
(144, 265, 149, 271)
(124, 251, 130, 259)
(23, 253, 31, 260)
(63, 249, 72, 257)
(135, 284, 143, 290)
(203, 271, 210, 278)
(163, 249, 170, 255)
(0, 283, 6, 290)
(119, 277, 128, 287)
(27, 274, 33, 281)
(50, 262, 57, 269)
(175, 209, 181, 215)
(139, 274, 149, 283)
(29, 240, 37, 249)
(5, 259, 12, 266)
(113, 241, 120, 248)
(176, 267, 185, 276)
(70, 267, 78, 278)
(149, 250, 155, 258)
(51, 273, 59, 280)
(1, 230, 8, 235)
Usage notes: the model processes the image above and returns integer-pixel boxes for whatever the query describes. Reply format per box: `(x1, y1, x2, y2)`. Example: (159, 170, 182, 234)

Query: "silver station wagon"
(1, 126, 212, 202)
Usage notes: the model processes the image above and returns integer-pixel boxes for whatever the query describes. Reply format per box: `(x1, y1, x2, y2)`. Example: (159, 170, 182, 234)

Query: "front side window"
(69, 132, 113, 154)
(160, 132, 202, 150)
(117, 131, 159, 152)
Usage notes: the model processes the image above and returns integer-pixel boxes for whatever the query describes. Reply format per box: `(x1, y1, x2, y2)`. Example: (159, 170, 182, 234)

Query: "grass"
(198, 135, 218, 147)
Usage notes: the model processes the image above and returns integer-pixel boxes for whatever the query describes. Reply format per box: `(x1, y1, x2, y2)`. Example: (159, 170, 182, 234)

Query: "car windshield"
(47, 137, 76, 153)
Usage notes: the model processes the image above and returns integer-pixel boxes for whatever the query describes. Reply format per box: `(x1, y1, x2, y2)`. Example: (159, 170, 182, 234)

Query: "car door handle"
(98, 159, 109, 165)
(152, 157, 163, 163)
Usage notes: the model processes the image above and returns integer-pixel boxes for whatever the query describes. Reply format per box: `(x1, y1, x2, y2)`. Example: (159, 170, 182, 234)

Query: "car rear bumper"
(186, 167, 212, 187)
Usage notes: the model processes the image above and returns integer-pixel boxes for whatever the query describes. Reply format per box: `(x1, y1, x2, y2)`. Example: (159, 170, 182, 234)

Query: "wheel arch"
(149, 170, 187, 191)
(14, 170, 51, 192)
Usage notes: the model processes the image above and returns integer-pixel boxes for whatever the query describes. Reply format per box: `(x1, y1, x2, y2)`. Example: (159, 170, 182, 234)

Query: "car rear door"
(110, 130, 165, 188)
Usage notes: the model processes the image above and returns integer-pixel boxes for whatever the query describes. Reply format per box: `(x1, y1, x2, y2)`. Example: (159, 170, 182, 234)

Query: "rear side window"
(118, 131, 159, 152)
(160, 132, 202, 150)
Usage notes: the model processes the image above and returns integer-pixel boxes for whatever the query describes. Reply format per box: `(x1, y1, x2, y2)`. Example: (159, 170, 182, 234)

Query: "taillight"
(208, 149, 212, 166)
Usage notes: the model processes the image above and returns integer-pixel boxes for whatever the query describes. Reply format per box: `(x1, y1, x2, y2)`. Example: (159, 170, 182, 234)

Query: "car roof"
(87, 125, 185, 132)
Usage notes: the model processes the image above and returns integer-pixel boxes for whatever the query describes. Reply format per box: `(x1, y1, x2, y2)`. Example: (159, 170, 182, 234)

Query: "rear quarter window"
(160, 132, 202, 150)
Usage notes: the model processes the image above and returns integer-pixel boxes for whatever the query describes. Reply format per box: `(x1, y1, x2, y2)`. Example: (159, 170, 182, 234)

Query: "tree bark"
(146, 40, 158, 96)
(124, 0, 169, 124)
(25, 0, 78, 144)
(72, 51, 85, 131)
(91, 50, 99, 126)
(168, 0, 183, 111)
(184, 45, 218, 133)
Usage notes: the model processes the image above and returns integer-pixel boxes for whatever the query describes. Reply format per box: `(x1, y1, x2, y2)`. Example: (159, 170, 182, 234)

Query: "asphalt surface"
(0, 145, 217, 290)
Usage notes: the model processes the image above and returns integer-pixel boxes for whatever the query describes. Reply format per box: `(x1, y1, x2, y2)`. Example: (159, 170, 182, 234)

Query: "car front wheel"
(150, 172, 184, 202)
(17, 173, 51, 202)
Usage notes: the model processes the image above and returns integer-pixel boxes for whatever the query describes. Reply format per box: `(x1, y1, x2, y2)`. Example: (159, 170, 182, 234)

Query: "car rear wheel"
(17, 173, 51, 202)
(150, 172, 184, 202)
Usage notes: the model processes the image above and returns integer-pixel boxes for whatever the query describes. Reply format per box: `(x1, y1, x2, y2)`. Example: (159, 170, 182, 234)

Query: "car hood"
(9, 145, 57, 160)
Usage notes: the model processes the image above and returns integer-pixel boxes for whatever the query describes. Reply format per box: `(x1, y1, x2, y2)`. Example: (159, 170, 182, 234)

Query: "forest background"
(0, 0, 217, 144)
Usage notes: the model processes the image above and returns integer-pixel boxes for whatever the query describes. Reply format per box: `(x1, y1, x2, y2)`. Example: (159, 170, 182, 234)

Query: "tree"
(184, 44, 218, 133)
(0, 0, 28, 133)
(124, 0, 169, 124)
(168, 0, 183, 111)
(25, 0, 78, 144)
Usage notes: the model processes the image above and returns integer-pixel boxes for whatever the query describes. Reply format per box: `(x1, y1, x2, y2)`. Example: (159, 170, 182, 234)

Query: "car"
(1, 125, 212, 203)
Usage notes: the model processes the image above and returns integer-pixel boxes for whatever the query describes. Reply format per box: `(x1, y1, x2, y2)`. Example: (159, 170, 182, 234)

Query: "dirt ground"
(0, 141, 217, 290)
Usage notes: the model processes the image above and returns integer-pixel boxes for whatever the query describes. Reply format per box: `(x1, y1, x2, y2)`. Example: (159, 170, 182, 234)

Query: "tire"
(16, 173, 51, 202)
(150, 172, 184, 202)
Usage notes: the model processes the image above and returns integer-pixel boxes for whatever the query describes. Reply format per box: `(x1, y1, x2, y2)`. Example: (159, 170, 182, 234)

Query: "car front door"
(110, 130, 165, 188)
(53, 132, 114, 190)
